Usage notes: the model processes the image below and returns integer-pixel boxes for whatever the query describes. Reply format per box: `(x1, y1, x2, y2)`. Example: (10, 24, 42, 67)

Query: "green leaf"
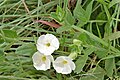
(56, 25, 72, 33)
(0, 29, 18, 42)
(96, 12, 107, 20)
(74, 55, 88, 74)
(108, 0, 120, 8)
(56, 6, 64, 21)
(74, 0, 93, 27)
(105, 31, 120, 41)
(77, 21, 87, 27)
(101, 53, 120, 60)
(5, 53, 16, 61)
(78, 32, 101, 47)
(103, 5, 111, 20)
(116, 60, 120, 66)
(63, 0, 68, 9)
(80, 75, 97, 80)
(96, 12, 107, 25)
(0, 38, 4, 44)
(51, 12, 61, 22)
(0, 49, 5, 61)
(72, 25, 120, 53)
(64, 8, 75, 25)
(97, 0, 108, 5)
(74, 46, 96, 74)
(91, 66, 106, 80)
(105, 58, 115, 77)
(78, 33, 88, 45)
(51, 6, 65, 23)
(104, 22, 112, 40)
(95, 48, 108, 58)
(73, 1, 87, 22)
(80, 66, 106, 80)
(86, 0, 93, 21)
(16, 43, 36, 56)
(84, 46, 96, 55)
(1, 29, 17, 38)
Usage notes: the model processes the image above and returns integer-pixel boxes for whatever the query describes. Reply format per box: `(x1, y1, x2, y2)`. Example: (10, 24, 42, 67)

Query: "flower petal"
(51, 38, 59, 50)
(34, 63, 46, 70)
(36, 44, 46, 53)
(47, 55, 54, 62)
(69, 61, 76, 70)
(32, 51, 52, 71)
(45, 34, 57, 41)
(44, 58, 51, 69)
(32, 52, 42, 64)
(62, 65, 72, 74)
(53, 56, 76, 74)
(36, 34, 59, 55)
(53, 62, 64, 73)
(37, 35, 45, 45)
(65, 57, 76, 70)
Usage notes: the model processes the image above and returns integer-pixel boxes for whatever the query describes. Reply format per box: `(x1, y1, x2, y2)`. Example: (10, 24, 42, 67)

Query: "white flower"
(53, 56, 76, 74)
(32, 51, 53, 71)
(36, 34, 59, 55)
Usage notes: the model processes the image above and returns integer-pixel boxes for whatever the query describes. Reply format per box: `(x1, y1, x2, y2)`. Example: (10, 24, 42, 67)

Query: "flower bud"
(73, 39, 82, 46)
(68, 52, 78, 60)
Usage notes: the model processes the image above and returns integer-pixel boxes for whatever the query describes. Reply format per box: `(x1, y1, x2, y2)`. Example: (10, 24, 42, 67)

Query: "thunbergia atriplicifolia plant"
(32, 34, 76, 74)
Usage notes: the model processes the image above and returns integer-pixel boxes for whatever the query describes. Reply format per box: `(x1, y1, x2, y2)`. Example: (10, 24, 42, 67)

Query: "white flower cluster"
(32, 34, 76, 74)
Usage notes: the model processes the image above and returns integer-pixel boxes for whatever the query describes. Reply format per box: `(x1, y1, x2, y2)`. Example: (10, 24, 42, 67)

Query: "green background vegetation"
(0, 0, 120, 80)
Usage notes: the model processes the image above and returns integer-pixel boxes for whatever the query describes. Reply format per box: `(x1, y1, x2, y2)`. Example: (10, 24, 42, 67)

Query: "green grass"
(0, 0, 120, 80)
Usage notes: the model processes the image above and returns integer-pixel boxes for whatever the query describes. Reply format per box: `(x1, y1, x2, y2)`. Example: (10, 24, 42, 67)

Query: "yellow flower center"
(62, 60, 68, 64)
(42, 56, 46, 62)
(46, 43, 50, 47)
